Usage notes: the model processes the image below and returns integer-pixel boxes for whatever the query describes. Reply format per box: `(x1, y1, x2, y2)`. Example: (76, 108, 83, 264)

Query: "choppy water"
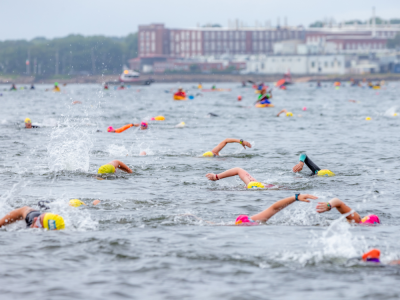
(0, 82, 400, 300)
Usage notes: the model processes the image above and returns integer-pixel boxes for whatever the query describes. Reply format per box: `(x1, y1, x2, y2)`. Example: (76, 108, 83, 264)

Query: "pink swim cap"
(150, 117, 155, 121)
(361, 215, 380, 225)
(235, 215, 258, 226)
(141, 122, 148, 128)
(107, 126, 114, 132)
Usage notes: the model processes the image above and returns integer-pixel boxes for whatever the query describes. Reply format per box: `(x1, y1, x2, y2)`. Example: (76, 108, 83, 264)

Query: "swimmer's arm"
(211, 138, 251, 155)
(0, 206, 32, 228)
(133, 124, 139, 127)
(316, 198, 361, 223)
(109, 160, 133, 173)
(206, 167, 256, 185)
(277, 109, 288, 117)
(251, 194, 317, 222)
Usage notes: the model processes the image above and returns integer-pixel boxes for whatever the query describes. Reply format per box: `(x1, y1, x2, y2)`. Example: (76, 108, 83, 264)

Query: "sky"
(1, 0, 399, 40)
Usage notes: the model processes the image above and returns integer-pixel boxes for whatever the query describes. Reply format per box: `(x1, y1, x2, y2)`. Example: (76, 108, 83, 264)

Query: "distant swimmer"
(139, 151, 147, 156)
(10, 84, 17, 91)
(53, 82, 61, 92)
(256, 87, 272, 105)
(276, 109, 293, 117)
(72, 101, 82, 105)
(107, 122, 148, 133)
(0, 205, 65, 230)
(30, 84, 35, 90)
(202, 138, 251, 157)
(98, 160, 133, 174)
(118, 85, 125, 90)
(104, 84, 109, 90)
(211, 85, 216, 90)
(198, 83, 202, 89)
(206, 167, 275, 189)
(292, 153, 335, 177)
(316, 197, 380, 225)
(24, 118, 39, 129)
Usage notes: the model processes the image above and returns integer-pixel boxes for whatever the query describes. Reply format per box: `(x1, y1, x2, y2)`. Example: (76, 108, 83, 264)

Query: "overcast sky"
(1, 0, 399, 40)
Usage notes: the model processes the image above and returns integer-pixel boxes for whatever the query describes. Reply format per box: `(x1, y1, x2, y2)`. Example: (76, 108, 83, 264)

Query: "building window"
(271, 32, 275, 40)
(265, 31, 270, 38)
(324, 62, 328, 67)
(217, 31, 221, 39)
(151, 42, 155, 52)
(241, 41, 245, 50)
(311, 62, 315, 68)
(241, 32, 246, 39)
(151, 32, 155, 40)
(211, 32, 215, 39)
(192, 31, 196, 39)
(235, 32, 240, 39)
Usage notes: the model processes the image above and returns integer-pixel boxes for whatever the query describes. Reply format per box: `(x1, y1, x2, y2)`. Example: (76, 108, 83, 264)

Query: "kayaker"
(256, 87, 272, 105)
(174, 87, 186, 98)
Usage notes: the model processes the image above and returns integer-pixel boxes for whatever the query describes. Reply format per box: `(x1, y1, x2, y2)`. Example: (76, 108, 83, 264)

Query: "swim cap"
(202, 151, 215, 157)
(235, 215, 257, 225)
(107, 126, 114, 132)
(141, 121, 148, 128)
(25, 118, 31, 123)
(247, 181, 265, 189)
(43, 213, 65, 230)
(317, 169, 335, 177)
(366, 117, 371, 121)
(361, 215, 380, 225)
(98, 164, 116, 174)
(286, 112, 293, 117)
(152, 116, 165, 121)
(362, 249, 380, 262)
(69, 199, 86, 207)
(54, 82, 59, 86)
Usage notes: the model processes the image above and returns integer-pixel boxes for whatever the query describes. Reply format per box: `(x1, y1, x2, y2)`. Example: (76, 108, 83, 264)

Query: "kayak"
(201, 89, 231, 92)
(372, 86, 381, 90)
(255, 103, 274, 108)
(173, 95, 187, 100)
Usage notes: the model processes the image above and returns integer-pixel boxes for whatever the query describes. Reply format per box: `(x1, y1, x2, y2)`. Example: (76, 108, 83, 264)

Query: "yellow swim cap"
(43, 213, 65, 230)
(154, 116, 165, 121)
(202, 151, 215, 157)
(98, 164, 116, 174)
(69, 199, 86, 207)
(366, 117, 371, 121)
(317, 169, 335, 177)
(286, 112, 293, 117)
(24, 118, 31, 123)
(393, 113, 398, 117)
(247, 181, 265, 189)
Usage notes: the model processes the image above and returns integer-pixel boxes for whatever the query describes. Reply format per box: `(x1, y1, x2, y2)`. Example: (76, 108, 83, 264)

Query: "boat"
(106, 68, 154, 86)
(173, 95, 187, 101)
(255, 103, 274, 108)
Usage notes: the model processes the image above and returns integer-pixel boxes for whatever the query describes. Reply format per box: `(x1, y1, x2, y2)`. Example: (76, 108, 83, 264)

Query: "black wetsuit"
(25, 210, 41, 228)
(300, 154, 321, 176)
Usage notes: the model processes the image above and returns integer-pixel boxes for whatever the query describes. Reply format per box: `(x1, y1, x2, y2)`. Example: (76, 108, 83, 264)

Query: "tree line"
(0, 33, 138, 77)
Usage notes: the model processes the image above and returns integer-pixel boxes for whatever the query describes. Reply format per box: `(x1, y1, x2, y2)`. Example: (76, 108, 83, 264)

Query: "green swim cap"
(98, 164, 116, 174)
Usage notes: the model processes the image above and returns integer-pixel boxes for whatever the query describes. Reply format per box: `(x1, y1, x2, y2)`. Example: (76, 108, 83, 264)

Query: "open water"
(0, 82, 399, 300)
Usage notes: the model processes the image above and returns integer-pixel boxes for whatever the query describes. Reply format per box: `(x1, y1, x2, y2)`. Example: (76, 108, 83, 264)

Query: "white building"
(244, 54, 346, 75)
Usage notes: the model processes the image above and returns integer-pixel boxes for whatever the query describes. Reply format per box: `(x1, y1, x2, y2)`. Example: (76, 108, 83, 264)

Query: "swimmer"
(202, 138, 251, 157)
(30, 84, 35, 90)
(316, 198, 380, 225)
(206, 167, 274, 189)
(0, 205, 65, 230)
(292, 153, 334, 176)
(355, 249, 400, 265)
(107, 122, 148, 133)
(104, 84, 109, 90)
(72, 101, 82, 105)
(139, 151, 147, 156)
(276, 109, 293, 117)
(24, 118, 39, 129)
(10, 83, 17, 91)
(234, 194, 317, 225)
(255, 86, 272, 105)
(98, 160, 133, 174)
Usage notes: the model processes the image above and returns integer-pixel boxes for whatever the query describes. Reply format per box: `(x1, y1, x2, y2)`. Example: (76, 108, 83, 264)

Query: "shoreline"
(1, 73, 399, 85)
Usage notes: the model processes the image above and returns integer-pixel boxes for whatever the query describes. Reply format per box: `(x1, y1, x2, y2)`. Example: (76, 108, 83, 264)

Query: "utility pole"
(91, 48, 96, 75)
(55, 50, 59, 75)
(34, 58, 37, 74)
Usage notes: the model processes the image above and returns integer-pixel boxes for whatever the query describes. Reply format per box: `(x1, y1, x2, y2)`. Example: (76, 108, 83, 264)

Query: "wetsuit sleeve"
(299, 154, 321, 175)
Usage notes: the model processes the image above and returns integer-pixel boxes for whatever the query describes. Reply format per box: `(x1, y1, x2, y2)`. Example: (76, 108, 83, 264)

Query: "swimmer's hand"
(316, 202, 330, 213)
(205, 173, 217, 181)
(298, 194, 318, 203)
(241, 141, 252, 149)
(292, 162, 304, 173)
